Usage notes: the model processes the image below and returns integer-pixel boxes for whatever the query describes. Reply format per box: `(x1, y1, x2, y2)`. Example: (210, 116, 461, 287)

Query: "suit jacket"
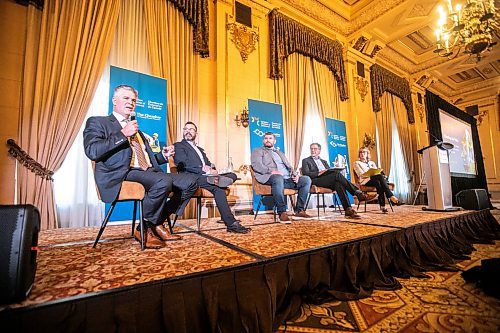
(83, 114, 167, 203)
(250, 146, 292, 184)
(301, 156, 330, 179)
(173, 139, 212, 175)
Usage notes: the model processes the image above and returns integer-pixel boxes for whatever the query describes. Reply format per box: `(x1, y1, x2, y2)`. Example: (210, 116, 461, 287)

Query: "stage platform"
(1, 206, 499, 332)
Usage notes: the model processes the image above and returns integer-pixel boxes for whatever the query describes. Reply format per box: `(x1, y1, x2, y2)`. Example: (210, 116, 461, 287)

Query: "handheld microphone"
(130, 112, 136, 139)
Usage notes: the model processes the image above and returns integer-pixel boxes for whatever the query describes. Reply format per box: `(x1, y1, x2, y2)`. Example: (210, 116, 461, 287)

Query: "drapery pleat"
(370, 64, 414, 123)
(144, 0, 198, 144)
(18, 0, 120, 229)
(376, 93, 393, 175)
(269, 9, 348, 101)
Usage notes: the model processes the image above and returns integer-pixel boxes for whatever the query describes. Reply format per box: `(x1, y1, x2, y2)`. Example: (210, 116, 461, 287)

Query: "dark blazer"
(173, 139, 211, 175)
(301, 156, 330, 179)
(83, 114, 167, 203)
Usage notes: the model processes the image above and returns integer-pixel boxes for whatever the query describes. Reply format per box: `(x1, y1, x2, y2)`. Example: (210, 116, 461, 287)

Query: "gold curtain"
(370, 64, 414, 123)
(311, 60, 341, 137)
(18, 0, 120, 229)
(144, 0, 198, 144)
(391, 94, 416, 202)
(376, 93, 394, 175)
(269, 9, 349, 101)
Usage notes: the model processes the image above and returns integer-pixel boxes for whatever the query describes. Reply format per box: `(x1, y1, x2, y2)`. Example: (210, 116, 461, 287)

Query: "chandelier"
(434, 0, 498, 61)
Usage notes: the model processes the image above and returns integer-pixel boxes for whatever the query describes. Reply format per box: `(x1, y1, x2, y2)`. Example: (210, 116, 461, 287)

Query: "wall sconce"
(234, 107, 249, 128)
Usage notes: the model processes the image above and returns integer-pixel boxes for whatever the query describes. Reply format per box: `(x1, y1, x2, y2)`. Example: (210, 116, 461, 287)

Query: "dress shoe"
(279, 212, 292, 224)
(356, 192, 378, 202)
(153, 224, 182, 241)
(226, 221, 251, 234)
(381, 207, 389, 213)
(133, 228, 165, 248)
(206, 175, 234, 188)
(344, 208, 361, 219)
(294, 211, 312, 218)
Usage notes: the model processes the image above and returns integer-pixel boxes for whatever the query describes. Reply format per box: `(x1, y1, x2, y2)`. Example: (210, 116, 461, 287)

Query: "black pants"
(195, 172, 238, 226)
(365, 174, 394, 206)
(312, 170, 359, 210)
(125, 169, 198, 225)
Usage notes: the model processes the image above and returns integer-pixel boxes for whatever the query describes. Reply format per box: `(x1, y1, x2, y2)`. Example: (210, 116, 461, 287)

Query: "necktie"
(130, 135, 149, 171)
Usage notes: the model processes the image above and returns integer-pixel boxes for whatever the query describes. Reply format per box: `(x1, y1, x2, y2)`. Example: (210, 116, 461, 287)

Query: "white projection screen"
(439, 109, 477, 176)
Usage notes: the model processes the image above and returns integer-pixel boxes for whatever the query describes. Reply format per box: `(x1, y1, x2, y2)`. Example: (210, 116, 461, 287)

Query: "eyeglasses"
(183, 128, 197, 132)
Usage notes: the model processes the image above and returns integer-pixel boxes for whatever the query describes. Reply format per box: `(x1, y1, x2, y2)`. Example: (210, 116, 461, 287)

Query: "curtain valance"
(15, 0, 44, 9)
(167, 0, 209, 57)
(370, 64, 414, 123)
(269, 9, 348, 101)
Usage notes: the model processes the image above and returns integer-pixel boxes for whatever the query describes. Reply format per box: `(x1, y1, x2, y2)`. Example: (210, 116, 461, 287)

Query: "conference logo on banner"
(248, 99, 284, 212)
(325, 117, 353, 203)
(107, 66, 167, 222)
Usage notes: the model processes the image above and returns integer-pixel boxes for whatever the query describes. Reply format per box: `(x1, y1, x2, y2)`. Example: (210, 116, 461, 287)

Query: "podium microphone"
(425, 130, 442, 145)
(130, 112, 136, 139)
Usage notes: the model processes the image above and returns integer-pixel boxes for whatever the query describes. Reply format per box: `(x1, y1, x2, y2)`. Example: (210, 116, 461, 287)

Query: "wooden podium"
(418, 144, 458, 211)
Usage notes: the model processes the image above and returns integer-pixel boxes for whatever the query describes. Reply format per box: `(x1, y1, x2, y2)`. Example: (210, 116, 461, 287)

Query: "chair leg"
(316, 194, 320, 218)
(289, 195, 296, 212)
(364, 196, 367, 212)
(254, 197, 263, 220)
(356, 196, 361, 211)
(389, 198, 394, 212)
(131, 201, 137, 236)
(139, 201, 145, 250)
(165, 215, 174, 234)
(197, 197, 202, 231)
(93, 202, 116, 248)
(273, 205, 277, 222)
(305, 193, 311, 209)
(322, 194, 326, 213)
(333, 194, 342, 214)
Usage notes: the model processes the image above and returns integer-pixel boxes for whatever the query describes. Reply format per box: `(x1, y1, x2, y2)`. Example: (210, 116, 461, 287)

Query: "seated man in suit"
(84, 85, 198, 248)
(173, 121, 250, 234)
(301, 143, 377, 219)
(251, 132, 312, 223)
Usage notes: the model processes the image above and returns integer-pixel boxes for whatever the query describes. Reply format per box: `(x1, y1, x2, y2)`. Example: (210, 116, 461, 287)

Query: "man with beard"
(173, 121, 251, 234)
(251, 132, 312, 223)
(84, 85, 198, 248)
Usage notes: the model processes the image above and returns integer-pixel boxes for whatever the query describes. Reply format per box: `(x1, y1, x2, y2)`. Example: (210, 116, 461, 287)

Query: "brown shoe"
(279, 212, 291, 224)
(134, 228, 166, 248)
(345, 208, 361, 219)
(357, 192, 378, 202)
(153, 224, 182, 241)
(295, 211, 312, 218)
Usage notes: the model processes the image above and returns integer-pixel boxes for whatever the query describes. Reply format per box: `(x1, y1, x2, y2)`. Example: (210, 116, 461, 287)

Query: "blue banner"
(325, 118, 353, 203)
(248, 99, 284, 212)
(107, 66, 167, 222)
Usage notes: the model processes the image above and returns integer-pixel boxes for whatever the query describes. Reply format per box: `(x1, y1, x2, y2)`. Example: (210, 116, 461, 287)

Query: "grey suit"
(251, 147, 311, 214)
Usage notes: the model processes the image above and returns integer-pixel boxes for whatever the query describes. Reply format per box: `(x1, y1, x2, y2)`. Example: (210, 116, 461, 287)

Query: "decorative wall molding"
(415, 103, 425, 122)
(354, 76, 369, 102)
(227, 22, 259, 62)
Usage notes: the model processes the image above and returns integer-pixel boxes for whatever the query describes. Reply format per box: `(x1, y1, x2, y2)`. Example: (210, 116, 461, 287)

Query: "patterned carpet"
(277, 209, 500, 333)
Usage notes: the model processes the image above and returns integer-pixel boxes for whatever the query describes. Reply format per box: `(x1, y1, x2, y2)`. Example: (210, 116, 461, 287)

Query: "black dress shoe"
(227, 221, 251, 234)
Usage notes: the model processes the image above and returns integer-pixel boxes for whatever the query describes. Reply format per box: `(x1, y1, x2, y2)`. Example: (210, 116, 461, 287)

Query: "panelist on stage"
(354, 147, 403, 213)
(173, 121, 251, 234)
(301, 143, 376, 219)
(251, 132, 312, 223)
(83, 85, 198, 248)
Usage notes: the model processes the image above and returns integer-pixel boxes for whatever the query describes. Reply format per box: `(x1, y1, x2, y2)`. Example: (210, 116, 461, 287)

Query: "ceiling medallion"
(434, 0, 498, 61)
(227, 22, 259, 63)
(354, 77, 369, 102)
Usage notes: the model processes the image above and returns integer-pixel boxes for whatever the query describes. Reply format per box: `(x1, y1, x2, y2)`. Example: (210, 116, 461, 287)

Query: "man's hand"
(162, 145, 175, 158)
(121, 120, 138, 137)
(291, 174, 299, 183)
(202, 165, 218, 175)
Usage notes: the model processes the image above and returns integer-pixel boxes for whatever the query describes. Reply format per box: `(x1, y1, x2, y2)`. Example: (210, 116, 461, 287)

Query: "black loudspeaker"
(456, 189, 490, 210)
(465, 105, 479, 116)
(357, 61, 365, 78)
(0, 205, 40, 303)
(235, 1, 252, 27)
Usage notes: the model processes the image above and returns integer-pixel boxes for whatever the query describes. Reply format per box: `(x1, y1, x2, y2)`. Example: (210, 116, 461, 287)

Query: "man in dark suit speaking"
(83, 85, 198, 248)
(173, 121, 250, 234)
(301, 143, 376, 219)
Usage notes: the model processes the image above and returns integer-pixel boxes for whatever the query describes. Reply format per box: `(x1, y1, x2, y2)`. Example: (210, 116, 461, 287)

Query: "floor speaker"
(456, 189, 490, 210)
(0, 205, 40, 304)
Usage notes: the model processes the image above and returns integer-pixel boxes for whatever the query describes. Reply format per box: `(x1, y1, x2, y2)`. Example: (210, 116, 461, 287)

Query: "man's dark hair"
(184, 121, 198, 131)
(264, 132, 275, 137)
(114, 84, 138, 97)
(310, 143, 321, 149)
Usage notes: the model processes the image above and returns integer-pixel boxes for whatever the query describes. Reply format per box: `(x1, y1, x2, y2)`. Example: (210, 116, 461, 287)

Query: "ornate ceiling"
(279, 0, 499, 106)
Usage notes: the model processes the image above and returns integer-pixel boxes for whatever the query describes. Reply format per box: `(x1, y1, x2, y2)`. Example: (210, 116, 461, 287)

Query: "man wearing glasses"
(173, 122, 251, 234)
